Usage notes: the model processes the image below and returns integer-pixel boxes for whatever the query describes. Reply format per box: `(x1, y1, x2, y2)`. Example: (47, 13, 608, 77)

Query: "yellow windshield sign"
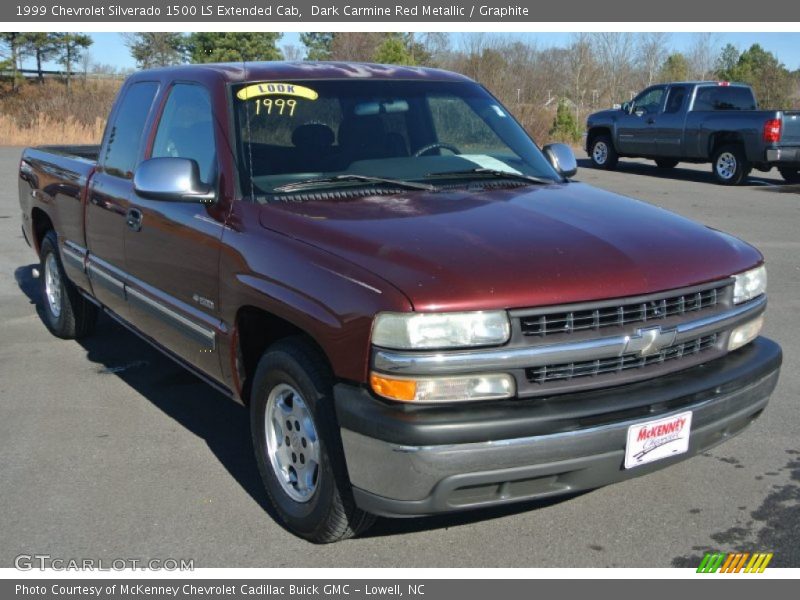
(236, 83, 318, 101)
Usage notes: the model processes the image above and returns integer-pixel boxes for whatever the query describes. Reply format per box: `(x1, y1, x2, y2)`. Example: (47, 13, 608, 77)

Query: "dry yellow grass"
(0, 113, 106, 146)
(0, 78, 120, 146)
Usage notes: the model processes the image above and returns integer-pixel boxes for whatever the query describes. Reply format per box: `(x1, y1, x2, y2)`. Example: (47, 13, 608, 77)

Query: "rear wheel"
(40, 231, 98, 339)
(655, 159, 679, 169)
(778, 167, 800, 184)
(250, 337, 375, 543)
(589, 135, 619, 170)
(712, 144, 750, 185)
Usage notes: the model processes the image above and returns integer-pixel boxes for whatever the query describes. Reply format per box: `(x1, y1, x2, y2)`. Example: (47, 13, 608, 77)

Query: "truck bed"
(34, 144, 101, 162)
(18, 145, 99, 260)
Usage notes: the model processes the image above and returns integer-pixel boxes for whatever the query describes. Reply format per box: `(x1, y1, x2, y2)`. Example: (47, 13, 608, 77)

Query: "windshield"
(231, 79, 560, 198)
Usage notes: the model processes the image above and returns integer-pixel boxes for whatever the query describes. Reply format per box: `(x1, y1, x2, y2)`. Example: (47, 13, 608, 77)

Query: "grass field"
(0, 78, 121, 146)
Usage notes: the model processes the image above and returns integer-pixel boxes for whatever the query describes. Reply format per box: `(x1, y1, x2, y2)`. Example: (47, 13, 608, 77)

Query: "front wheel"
(250, 337, 375, 543)
(39, 231, 98, 339)
(712, 145, 750, 185)
(778, 167, 800, 184)
(589, 135, 619, 170)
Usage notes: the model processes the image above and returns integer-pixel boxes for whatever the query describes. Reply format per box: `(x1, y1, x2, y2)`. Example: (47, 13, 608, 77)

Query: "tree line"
(3, 32, 798, 143)
(0, 33, 93, 90)
(127, 32, 799, 109)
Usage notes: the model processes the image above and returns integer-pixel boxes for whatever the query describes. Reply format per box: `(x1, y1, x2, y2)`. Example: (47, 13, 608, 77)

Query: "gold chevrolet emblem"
(624, 326, 677, 357)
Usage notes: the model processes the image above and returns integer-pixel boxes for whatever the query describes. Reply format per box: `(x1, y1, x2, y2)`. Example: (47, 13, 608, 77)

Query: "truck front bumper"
(334, 337, 781, 517)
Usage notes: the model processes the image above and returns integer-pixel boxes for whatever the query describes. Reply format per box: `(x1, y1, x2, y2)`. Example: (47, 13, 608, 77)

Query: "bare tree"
(282, 44, 303, 61)
(330, 33, 383, 61)
(687, 33, 720, 80)
(637, 32, 670, 86)
(592, 33, 635, 105)
(420, 32, 451, 67)
(80, 51, 93, 78)
(566, 33, 597, 119)
(91, 62, 118, 76)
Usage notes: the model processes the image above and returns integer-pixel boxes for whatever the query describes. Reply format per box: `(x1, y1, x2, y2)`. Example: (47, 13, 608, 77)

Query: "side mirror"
(133, 157, 215, 203)
(621, 101, 632, 114)
(543, 143, 578, 178)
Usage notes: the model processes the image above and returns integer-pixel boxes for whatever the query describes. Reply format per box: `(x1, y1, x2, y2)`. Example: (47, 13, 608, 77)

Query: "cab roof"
(129, 61, 475, 84)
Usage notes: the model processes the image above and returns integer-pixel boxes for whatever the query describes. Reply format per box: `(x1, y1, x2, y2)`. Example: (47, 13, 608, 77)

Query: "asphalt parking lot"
(0, 146, 797, 568)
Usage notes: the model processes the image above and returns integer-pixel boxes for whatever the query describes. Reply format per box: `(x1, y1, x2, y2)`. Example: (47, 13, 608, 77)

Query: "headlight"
(371, 311, 510, 350)
(733, 265, 767, 304)
(370, 372, 515, 403)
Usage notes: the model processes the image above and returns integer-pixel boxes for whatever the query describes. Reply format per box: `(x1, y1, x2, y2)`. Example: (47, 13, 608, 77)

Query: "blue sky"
(23, 32, 800, 72)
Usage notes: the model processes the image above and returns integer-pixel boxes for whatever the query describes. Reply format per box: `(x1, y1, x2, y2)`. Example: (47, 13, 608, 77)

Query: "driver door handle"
(126, 208, 143, 232)
(646, 118, 656, 125)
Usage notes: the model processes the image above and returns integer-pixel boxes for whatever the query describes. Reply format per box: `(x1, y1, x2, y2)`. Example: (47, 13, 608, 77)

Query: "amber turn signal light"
(370, 373, 418, 402)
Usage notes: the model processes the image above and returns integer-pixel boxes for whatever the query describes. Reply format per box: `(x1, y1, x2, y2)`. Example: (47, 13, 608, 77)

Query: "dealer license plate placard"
(624, 411, 693, 469)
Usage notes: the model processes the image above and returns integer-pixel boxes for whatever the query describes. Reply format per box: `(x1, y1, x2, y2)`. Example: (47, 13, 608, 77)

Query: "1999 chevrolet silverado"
(18, 63, 782, 543)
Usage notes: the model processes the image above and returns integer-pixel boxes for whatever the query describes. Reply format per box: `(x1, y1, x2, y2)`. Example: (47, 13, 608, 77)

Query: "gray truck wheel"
(39, 231, 98, 339)
(778, 168, 800, 184)
(589, 135, 619, 170)
(249, 337, 375, 543)
(655, 159, 679, 169)
(712, 145, 750, 185)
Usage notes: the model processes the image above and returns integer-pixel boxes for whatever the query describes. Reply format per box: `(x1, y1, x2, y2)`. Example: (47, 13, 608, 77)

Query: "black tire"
(39, 231, 98, 339)
(655, 159, 679, 169)
(249, 337, 375, 543)
(778, 167, 800, 184)
(588, 134, 619, 170)
(711, 144, 751, 185)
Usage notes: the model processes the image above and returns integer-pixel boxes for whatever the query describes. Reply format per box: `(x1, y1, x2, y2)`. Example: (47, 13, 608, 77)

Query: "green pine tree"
(373, 36, 415, 66)
(549, 99, 581, 144)
(52, 33, 93, 90)
(186, 33, 282, 63)
(20, 33, 58, 84)
(659, 53, 690, 82)
(720, 44, 793, 109)
(300, 33, 334, 61)
(124, 33, 185, 69)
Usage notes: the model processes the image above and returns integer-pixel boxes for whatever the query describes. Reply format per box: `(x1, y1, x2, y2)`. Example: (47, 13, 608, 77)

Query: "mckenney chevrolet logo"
(636, 415, 688, 442)
(697, 552, 773, 573)
(624, 326, 677, 357)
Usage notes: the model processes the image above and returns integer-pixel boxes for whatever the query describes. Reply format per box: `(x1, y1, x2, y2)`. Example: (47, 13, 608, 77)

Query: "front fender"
(218, 201, 413, 388)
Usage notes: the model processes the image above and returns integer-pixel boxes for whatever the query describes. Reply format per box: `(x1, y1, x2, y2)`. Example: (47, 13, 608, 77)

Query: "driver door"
(615, 86, 666, 156)
(123, 82, 227, 377)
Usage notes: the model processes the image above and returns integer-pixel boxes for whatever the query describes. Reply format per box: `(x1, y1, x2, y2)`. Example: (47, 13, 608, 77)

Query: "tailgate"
(781, 112, 800, 144)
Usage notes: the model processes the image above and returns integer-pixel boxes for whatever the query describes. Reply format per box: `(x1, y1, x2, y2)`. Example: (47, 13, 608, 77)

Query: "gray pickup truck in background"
(586, 81, 800, 185)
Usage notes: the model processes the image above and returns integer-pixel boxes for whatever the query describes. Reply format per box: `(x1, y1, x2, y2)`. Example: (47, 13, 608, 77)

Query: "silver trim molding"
(127, 287, 216, 349)
(87, 262, 125, 294)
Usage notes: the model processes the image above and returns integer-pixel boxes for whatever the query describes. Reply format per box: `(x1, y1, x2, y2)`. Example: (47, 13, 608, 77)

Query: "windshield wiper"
(425, 168, 557, 186)
(272, 174, 436, 193)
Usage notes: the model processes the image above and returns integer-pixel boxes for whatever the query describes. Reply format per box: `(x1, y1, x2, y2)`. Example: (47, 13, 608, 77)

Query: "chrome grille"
(525, 334, 718, 384)
(519, 285, 724, 337)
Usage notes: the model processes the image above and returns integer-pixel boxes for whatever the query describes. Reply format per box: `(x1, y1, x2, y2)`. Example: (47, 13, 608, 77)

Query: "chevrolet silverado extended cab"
(586, 81, 800, 185)
(19, 63, 782, 543)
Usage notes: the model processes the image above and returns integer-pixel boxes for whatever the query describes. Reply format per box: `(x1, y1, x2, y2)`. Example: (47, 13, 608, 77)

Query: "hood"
(258, 182, 761, 311)
(587, 108, 621, 123)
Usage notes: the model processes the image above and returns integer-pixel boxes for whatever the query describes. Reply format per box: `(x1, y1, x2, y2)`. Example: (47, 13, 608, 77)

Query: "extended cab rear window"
(693, 86, 757, 111)
(102, 81, 159, 179)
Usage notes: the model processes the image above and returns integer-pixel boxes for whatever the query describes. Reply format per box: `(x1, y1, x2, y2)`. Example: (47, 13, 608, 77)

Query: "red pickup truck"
(18, 62, 782, 543)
